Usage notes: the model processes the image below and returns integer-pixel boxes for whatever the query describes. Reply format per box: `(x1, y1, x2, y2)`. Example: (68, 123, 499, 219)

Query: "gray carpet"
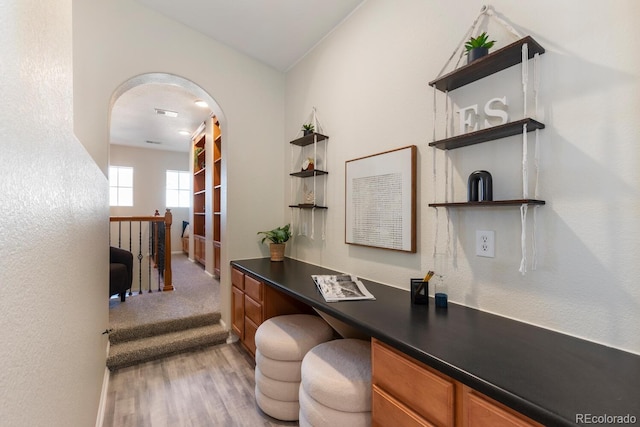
(107, 253, 227, 370)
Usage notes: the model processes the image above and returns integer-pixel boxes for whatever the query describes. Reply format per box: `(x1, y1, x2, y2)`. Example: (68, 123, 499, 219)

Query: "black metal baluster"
(148, 222, 153, 293)
(138, 221, 143, 294)
(128, 221, 133, 296)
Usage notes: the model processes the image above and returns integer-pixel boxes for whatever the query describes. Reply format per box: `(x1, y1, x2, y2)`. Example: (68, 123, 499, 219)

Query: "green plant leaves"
(465, 32, 496, 51)
(257, 224, 292, 244)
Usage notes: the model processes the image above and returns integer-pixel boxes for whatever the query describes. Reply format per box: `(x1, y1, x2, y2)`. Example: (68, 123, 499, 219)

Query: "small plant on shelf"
(257, 224, 292, 261)
(302, 123, 315, 136)
(465, 32, 496, 64)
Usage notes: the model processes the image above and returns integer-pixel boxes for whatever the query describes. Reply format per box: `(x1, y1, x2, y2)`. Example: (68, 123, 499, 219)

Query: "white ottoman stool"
(300, 338, 372, 427)
(254, 314, 334, 421)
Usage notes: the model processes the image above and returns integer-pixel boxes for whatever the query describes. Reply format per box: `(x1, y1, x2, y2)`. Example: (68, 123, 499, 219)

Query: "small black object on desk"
(410, 279, 429, 305)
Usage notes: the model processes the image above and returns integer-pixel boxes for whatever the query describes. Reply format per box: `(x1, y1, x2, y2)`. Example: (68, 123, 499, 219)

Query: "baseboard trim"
(95, 366, 110, 427)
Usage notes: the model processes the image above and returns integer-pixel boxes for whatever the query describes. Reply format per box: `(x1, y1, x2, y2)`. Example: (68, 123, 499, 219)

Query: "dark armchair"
(110, 246, 133, 302)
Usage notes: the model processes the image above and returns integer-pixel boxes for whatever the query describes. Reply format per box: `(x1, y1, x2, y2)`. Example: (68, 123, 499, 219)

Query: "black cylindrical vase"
(467, 47, 488, 64)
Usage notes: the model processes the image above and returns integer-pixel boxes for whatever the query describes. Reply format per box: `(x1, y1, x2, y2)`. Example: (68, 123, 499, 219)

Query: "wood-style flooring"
(103, 342, 298, 427)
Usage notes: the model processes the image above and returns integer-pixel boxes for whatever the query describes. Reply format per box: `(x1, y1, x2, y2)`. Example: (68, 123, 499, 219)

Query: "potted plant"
(302, 123, 315, 136)
(465, 32, 496, 64)
(257, 224, 292, 261)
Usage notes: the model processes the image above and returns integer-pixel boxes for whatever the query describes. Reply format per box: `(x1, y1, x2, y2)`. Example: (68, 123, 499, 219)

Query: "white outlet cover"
(476, 230, 495, 258)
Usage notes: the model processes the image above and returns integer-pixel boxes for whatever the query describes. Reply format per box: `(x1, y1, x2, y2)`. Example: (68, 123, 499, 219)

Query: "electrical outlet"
(476, 230, 495, 258)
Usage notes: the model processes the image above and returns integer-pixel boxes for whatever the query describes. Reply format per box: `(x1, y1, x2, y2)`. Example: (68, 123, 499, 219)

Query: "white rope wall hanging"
(532, 52, 541, 270)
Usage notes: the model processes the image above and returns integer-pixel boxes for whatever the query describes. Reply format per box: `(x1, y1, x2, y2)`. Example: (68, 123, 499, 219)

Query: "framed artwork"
(345, 145, 416, 252)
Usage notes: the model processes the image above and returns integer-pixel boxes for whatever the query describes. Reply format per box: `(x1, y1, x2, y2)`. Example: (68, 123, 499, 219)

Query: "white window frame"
(166, 170, 191, 208)
(109, 166, 133, 207)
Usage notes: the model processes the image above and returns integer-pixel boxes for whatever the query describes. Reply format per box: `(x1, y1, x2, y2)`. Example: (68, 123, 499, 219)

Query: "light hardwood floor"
(103, 342, 298, 427)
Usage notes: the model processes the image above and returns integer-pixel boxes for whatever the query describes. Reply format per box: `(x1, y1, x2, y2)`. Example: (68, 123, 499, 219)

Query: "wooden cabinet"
(373, 338, 455, 426)
(462, 387, 540, 427)
(372, 339, 541, 427)
(231, 267, 314, 357)
(231, 268, 245, 341)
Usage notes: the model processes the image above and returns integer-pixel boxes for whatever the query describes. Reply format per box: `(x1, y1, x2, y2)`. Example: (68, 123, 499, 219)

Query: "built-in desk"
(231, 257, 640, 427)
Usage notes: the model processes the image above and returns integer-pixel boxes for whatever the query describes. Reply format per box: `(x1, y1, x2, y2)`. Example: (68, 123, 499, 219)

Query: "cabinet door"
(243, 316, 259, 357)
(231, 268, 244, 290)
(373, 385, 436, 427)
(244, 294, 263, 325)
(463, 387, 541, 427)
(244, 274, 262, 302)
(231, 286, 244, 340)
(373, 339, 455, 427)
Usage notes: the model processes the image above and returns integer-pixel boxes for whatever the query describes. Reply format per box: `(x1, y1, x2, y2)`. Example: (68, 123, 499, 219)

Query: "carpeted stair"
(107, 312, 228, 370)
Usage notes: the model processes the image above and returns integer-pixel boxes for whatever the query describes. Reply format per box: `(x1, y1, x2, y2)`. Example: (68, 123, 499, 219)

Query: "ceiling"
(110, 0, 365, 154)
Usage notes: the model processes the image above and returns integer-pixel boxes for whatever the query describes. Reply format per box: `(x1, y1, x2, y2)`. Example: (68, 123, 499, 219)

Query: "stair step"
(109, 312, 221, 344)
(107, 323, 228, 371)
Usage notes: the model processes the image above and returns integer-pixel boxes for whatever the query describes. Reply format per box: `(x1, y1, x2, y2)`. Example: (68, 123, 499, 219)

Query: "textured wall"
(285, 0, 640, 354)
(0, 1, 109, 426)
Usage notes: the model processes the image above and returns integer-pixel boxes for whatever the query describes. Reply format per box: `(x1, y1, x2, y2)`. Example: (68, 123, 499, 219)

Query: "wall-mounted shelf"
(290, 169, 328, 178)
(290, 132, 329, 147)
(288, 204, 328, 209)
(429, 118, 545, 150)
(429, 36, 545, 92)
(429, 199, 545, 208)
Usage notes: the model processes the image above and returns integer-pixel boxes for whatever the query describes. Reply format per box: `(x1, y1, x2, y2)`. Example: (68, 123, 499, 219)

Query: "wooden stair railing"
(109, 209, 173, 293)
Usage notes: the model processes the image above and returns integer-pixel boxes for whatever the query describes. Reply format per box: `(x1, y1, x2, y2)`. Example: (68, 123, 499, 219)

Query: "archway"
(108, 72, 226, 281)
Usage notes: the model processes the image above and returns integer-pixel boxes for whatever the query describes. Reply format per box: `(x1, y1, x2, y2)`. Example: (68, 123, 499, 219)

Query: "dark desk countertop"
(231, 257, 640, 427)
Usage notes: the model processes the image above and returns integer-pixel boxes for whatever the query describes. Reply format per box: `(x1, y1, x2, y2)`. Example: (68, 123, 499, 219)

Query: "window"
(166, 170, 191, 208)
(109, 166, 133, 206)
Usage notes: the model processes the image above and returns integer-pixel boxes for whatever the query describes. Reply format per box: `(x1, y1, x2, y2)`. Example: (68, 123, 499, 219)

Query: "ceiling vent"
(154, 108, 178, 118)
(145, 140, 162, 145)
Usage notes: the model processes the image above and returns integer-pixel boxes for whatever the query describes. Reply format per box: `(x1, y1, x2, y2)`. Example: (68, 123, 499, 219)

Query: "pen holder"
(435, 293, 448, 308)
(410, 279, 429, 305)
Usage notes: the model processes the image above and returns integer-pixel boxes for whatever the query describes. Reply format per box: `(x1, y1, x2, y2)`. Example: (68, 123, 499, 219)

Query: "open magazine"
(311, 274, 376, 302)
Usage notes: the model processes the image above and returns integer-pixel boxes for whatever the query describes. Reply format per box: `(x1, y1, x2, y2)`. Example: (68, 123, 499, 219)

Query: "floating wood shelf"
(289, 169, 328, 178)
(429, 118, 545, 150)
(429, 199, 545, 208)
(429, 36, 545, 92)
(290, 132, 329, 147)
(288, 204, 328, 209)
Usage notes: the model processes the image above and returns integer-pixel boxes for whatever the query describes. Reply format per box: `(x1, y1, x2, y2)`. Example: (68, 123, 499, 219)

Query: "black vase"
(467, 47, 488, 64)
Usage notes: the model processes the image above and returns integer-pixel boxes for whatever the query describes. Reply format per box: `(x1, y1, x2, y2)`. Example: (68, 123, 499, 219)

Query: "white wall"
(0, 1, 109, 426)
(285, 0, 640, 354)
(73, 0, 286, 328)
(109, 144, 190, 253)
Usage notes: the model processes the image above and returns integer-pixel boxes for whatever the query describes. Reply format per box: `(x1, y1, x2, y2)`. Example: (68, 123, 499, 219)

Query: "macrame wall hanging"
(430, 5, 544, 275)
(290, 107, 328, 241)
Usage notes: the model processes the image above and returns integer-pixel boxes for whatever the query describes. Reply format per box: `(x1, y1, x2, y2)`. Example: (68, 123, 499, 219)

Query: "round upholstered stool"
(299, 338, 372, 427)
(254, 314, 334, 421)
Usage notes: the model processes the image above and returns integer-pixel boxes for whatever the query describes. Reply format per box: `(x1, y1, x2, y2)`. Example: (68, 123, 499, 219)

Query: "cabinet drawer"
(244, 294, 262, 325)
(244, 316, 259, 357)
(373, 385, 435, 427)
(244, 274, 263, 302)
(231, 268, 244, 290)
(231, 286, 244, 340)
(373, 339, 455, 427)
(464, 388, 541, 427)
